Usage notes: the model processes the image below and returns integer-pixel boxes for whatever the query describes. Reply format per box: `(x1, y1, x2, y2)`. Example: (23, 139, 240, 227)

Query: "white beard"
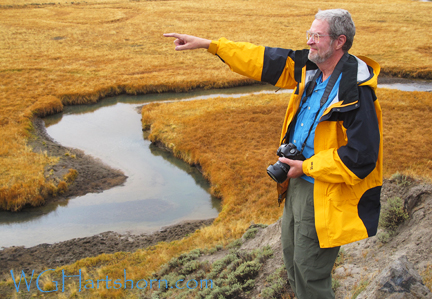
(308, 41, 334, 64)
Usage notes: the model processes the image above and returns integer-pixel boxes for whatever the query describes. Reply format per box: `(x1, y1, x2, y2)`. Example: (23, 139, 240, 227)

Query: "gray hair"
(315, 9, 356, 52)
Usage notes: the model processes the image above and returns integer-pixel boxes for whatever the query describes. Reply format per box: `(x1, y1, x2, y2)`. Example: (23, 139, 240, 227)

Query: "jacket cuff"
(302, 159, 312, 177)
(207, 40, 219, 55)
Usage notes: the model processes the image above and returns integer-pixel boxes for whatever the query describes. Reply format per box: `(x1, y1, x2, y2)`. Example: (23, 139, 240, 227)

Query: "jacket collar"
(323, 54, 379, 106)
(297, 51, 380, 107)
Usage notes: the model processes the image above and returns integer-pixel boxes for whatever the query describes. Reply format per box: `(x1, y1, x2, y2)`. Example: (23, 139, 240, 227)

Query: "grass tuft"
(380, 196, 409, 232)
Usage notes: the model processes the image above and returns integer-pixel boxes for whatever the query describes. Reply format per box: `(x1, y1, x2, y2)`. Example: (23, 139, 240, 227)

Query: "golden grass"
(0, 0, 431, 296)
(43, 95, 286, 298)
(42, 87, 432, 298)
(141, 88, 432, 210)
(143, 94, 286, 223)
(378, 89, 432, 179)
(1, 0, 432, 210)
(142, 88, 432, 206)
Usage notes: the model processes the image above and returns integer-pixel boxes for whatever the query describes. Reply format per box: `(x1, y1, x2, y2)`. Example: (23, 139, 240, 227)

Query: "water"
(0, 84, 289, 248)
(0, 80, 430, 248)
(379, 83, 432, 92)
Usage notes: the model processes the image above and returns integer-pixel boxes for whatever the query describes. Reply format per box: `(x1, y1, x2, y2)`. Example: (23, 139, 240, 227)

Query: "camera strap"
(282, 53, 348, 154)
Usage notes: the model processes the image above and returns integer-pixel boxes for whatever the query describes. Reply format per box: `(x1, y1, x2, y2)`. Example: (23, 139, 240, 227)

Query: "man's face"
(307, 19, 334, 64)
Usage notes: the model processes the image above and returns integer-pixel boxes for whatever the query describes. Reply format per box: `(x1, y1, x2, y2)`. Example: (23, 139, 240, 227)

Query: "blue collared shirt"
(289, 73, 342, 183)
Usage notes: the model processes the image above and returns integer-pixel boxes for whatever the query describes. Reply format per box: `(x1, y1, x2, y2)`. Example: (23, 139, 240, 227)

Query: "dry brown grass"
(378, 88, 432, 179)
(0, 0, 431, 296)
(142, 88, 432, 206)
(49, 88, 432, 298)
(143, 94, 286, 223)
(1, 0, 431, 211)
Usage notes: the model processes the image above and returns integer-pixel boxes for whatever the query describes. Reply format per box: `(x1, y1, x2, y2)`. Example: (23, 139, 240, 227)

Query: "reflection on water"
(0, 101, 222, 248)
(0, 84, 284, 248)
(43, 84, 286, 127)
(379, 83, 432, 92)
(0, 200, 70, 226)
(1, 81, 430, 248)
(148, 143, 221, 211)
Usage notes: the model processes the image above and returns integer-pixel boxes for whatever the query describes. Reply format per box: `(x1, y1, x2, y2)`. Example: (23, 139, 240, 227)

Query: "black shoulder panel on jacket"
(337, 85, 380, 179)
(339, 55, 359, 105)
(294, 49, 317, 83)
(262, 47, 294, 85)
(358, 185, 381, 237)
(294, 49, 309, 83)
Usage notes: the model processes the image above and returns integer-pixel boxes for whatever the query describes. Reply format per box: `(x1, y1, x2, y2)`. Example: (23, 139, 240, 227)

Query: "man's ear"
(335, 35, 347, 50)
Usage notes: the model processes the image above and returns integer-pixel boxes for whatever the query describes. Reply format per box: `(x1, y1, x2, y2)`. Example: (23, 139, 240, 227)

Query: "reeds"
(46, 87, 432, 298)
(1, 0, 431, 211)
(378, 89, 432, 179)
(0, 0, 432, 295)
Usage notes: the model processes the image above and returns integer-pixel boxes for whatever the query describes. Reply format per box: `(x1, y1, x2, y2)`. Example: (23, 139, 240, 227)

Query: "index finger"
(279, 157, 292, 164)
(163, 33, 180, 38)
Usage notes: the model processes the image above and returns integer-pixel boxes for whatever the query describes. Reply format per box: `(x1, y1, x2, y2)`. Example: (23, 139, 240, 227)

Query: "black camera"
(266, 143, 305, 184)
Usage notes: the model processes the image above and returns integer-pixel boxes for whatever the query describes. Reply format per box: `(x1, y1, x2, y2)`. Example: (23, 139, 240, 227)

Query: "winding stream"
(0, 81, 430, 248)
(0, 84, 290, 248)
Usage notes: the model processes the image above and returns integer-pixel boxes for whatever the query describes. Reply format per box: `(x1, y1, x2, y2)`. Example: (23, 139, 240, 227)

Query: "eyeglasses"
(306, 31, 330, 43)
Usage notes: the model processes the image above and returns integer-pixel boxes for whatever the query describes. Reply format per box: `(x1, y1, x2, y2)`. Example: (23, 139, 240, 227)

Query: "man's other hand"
(278, 157, 304, 179)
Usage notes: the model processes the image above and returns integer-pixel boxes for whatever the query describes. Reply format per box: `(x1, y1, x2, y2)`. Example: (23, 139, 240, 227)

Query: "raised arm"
(164, 33, 297, 89)
(163, 33, 211, 51)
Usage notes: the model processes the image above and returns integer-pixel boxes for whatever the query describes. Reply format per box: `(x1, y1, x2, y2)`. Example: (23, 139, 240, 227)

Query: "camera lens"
(266, 161, 289, 184)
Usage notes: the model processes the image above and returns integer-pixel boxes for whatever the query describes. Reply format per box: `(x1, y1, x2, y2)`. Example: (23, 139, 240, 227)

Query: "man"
(164, 8, 382, 299)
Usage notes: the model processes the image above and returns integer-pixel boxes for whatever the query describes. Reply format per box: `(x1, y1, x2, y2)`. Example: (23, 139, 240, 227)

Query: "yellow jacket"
(208, 38, 383, 248)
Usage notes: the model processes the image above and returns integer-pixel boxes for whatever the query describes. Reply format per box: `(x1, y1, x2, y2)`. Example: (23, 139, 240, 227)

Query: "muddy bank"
(378, 75, 431, 85)
(0, 218, 214, 279)
(9, 77, 427, 282)
(26, 76, 429, 208)
(29, 117, 127, 202)
(0, 116, 217, 280)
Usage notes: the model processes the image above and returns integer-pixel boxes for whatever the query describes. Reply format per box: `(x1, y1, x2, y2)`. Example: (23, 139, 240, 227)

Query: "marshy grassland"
(1, 0, 432, 297)
(0, 0, 431, 210)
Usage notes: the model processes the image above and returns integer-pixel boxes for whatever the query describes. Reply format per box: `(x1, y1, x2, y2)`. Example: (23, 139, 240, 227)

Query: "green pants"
(281, 178, 340, 299)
